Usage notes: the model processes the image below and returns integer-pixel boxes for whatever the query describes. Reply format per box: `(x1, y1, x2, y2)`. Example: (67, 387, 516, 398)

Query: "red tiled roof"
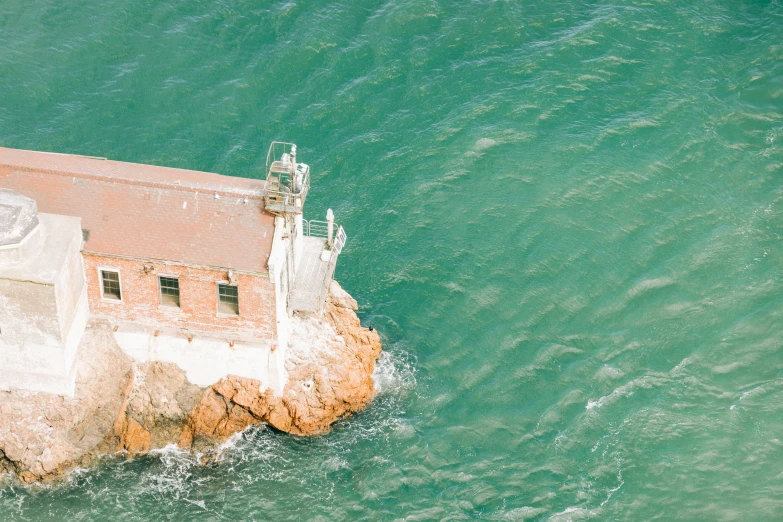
(0, 147, 274, 273)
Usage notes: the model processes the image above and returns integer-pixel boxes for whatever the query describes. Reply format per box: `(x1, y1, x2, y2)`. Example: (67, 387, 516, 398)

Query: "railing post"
(327, 209, 334, 248)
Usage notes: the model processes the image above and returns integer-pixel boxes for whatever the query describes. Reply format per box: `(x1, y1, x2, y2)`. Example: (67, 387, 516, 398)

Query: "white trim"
(97, 266, 123, 303)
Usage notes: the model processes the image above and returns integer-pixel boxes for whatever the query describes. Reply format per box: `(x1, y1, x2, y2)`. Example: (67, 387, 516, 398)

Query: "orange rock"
(216, 406, 257, 439)
(212, 379, 238, 402)
(123, 418, 151, 455)
(178, 426, 194, 450)
(189, 389, 228, 438)
(266, 400, 293, 433)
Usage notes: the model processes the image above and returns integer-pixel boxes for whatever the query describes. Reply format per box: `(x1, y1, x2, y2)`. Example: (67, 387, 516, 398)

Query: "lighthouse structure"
(0, 142, 346, 397)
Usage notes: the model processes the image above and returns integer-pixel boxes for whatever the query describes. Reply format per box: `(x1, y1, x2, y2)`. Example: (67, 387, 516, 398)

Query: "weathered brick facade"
(83, 253, 276, 339)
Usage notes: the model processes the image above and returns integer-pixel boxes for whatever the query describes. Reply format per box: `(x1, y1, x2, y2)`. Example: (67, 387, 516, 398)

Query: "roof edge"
(2, 164, 265, 200)
(82, 250, 270, 277)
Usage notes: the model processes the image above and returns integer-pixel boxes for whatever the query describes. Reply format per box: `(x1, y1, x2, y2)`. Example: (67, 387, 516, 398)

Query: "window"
(159, 276, 180, 308)
(101, 270, 122, 300)
(218, 284, 239, 315)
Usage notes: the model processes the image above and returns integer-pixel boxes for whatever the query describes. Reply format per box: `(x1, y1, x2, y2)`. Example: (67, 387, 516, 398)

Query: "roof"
(0, 188, 38, 247)
(0, 147, 274, 273)
(0, 213, 81, 284)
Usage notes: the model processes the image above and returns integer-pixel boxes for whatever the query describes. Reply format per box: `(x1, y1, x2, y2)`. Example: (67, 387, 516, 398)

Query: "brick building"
(0, 143, 345, 396)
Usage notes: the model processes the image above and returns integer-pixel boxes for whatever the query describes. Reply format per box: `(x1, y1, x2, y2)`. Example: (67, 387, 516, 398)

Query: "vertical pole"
(290, 144, 297, 170)
(327, 208, 334, 248)
(289, 145, 297, 207)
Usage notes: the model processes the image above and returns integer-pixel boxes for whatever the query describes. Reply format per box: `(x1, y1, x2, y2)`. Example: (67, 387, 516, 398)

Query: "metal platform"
(288, 236, 330, 314)
(264, 200, 303, 215)
(263, 142, 309, 216)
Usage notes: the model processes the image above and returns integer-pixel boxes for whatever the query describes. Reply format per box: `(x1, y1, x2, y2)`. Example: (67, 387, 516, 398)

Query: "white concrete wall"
(0, 287, 87, 396)
(113, 325, 275, 390)
(0, 279, 61, 346)
(293, 214, 304, 273)
(55, 227, 87, 341)
(0, 214, 86, 396)
(266, 215, 290, 395)
(269, 260, 288, 394)
(62, 286, 89, 380)
(0, 225, 43, 268)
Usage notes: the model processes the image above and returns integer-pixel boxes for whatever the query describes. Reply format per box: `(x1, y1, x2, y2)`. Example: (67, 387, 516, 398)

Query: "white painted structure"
(0, 143, 345, 398)
(0, 190, 88, 396)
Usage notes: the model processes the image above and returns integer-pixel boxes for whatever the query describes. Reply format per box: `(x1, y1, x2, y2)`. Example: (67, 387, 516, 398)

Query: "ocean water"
(1, 0, 782, 519)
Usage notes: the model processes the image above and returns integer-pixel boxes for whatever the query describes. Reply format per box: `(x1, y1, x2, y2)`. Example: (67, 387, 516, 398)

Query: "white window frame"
(98, 266, 123, 303)
(158, 274, 181, 309)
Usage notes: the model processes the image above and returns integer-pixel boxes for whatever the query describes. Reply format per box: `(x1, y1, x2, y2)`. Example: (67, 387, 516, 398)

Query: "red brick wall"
(82, 254, 276, 339)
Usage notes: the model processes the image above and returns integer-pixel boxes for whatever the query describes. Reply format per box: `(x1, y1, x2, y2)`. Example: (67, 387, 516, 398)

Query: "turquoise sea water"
(2, 0, 783, 519)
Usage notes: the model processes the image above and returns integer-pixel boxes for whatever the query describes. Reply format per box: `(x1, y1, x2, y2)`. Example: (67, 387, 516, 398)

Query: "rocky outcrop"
(180, 280, 382, 447)
(0, 321, 134, 483)
(0, 282, 381, 483)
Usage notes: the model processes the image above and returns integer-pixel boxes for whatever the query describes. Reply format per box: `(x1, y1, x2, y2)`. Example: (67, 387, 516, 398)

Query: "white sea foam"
(0, 472, 13, 490)
(600, 468, 624, 507)
(372, 350, 416, 396)
(498, 506, 548, 519)
(215, 430, 247, 461)
(548, 506, 600, 521)
(586, 374, 667, 411)
(739, 385, 765, 401)
(593, 365, 624, 382)
(627, 276, 674, 297)
(474, 137, 497, 151)
(148, 443, 189, 457)
(184, 498, 207, 510)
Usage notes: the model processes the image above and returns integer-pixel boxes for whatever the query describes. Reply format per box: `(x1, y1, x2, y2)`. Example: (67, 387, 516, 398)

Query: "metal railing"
(264, 167, 310, 209)
(264, 142, 310, 213)
(314, 226, 347, 316)
(264, 181, 309, 211)
(302, 221, 346, 252)
(333, 226, 347, 255)
(303, 219, 330, 238)
(265, 141, 295, 170)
